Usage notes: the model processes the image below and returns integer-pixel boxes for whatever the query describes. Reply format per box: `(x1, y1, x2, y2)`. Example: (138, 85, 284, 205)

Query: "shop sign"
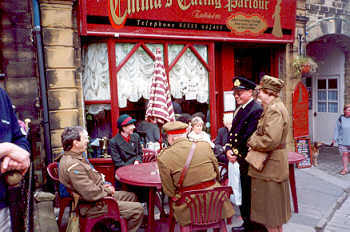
(80, 0, 296, 42)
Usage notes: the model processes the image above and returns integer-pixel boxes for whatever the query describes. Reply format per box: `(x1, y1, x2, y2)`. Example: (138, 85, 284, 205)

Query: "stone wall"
(39, 0, 83, 157)
(0, 0, 39, 120)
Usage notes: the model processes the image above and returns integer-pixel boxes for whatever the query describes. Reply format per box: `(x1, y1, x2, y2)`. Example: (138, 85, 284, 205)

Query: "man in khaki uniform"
(157, 121, 234, 226)
(58, 126, 143, 232)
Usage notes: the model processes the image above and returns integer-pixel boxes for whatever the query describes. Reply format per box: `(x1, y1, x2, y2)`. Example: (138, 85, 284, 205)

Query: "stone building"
(303, 0, 350, 143)
(2, 0, 346, 188)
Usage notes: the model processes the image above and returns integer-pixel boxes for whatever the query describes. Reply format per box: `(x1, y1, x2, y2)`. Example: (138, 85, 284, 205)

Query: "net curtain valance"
(82, 42, 209, 114)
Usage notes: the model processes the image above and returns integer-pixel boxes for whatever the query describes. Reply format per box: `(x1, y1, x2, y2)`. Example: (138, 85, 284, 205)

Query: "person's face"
(193, 123, 203, 134)
(344, 107, 350, 117)
(258, 89, 274, 106)
(223, 120, 232, 130)
(234, 89, 253, 105)
(74, 130, 89, 153)
(122, 123, 135, 136)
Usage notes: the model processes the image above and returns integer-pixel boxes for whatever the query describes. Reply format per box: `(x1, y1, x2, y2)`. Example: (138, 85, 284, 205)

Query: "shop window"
(115, 43, 162, 108)
(82, 43, 110, 101)
(82, 40, 212, 140)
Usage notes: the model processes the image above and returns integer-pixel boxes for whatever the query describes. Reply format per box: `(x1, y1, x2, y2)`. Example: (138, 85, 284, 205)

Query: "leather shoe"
(232, 226, 245, 232)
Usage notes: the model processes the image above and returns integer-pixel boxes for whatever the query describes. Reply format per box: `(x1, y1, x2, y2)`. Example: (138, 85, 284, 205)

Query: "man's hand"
(104, 184, 115, 195)
(134, 160, 140, 165)
(226, 150, 237, 163)
(0, 142, 30, 174)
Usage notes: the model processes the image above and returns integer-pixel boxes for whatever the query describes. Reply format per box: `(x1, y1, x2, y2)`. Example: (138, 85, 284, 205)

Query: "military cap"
(232, 76, 256, 90)
(162, 121, 188, 135)
(259, 75, 284, 93)
(117, 114, 136, 129)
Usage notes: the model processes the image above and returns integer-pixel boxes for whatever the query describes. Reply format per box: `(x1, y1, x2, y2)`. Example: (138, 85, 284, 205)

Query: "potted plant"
(293, 55, 318, 77)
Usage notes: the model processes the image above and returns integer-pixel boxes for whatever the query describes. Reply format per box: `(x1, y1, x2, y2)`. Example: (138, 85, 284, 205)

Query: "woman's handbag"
(245, 150, 268, 171)
(66, 192, 80, 232)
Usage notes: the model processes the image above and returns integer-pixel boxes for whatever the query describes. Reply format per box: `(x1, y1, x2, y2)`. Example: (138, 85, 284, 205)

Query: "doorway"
(308, 40, 345, 143)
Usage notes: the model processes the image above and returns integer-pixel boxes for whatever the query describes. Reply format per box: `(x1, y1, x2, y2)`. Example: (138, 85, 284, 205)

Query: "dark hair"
(61, 126, 85, 151)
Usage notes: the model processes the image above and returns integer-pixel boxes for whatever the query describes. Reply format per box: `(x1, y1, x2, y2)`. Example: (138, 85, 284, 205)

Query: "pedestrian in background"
(247, 75, 291, 232)
(332, 104, 350, 175)
(0, 87, 31, 232)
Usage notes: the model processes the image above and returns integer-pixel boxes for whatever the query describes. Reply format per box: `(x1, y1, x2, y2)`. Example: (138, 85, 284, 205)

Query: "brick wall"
(0, 0, 39, 120)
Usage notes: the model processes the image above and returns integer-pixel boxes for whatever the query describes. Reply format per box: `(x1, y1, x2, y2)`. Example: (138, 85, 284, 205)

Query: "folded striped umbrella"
(146, 48, 175, 124)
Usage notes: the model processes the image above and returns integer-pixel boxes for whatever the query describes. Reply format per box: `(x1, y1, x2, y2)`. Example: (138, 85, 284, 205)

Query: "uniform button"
(229, 139, 232, 142)
(230, 133, 232, 136)
(235, 139, 237, 142)
(235, 133, 238, 136)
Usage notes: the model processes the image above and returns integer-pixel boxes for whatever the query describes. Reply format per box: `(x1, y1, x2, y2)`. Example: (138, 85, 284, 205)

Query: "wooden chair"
(169, 186, 233, 232)
(47, 162, 72, 231)
(142, 148, 158, 163)
(47, 162, 128, 232)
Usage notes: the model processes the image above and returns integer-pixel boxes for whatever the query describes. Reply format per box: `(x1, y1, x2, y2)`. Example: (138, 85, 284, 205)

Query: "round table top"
(115, 162, 162, 189)
(288, 151, 305, 164)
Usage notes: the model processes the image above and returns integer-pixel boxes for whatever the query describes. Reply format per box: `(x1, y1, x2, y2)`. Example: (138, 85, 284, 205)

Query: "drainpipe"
(32, 0, 53, 165)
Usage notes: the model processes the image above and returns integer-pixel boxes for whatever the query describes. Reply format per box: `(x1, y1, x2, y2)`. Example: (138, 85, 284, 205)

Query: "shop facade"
(77, 0, 297, 150)
(1, 0, 308, 187)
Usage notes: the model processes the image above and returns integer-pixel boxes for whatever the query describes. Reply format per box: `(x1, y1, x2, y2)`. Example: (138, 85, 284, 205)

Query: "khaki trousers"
(114, 191, 144, 232)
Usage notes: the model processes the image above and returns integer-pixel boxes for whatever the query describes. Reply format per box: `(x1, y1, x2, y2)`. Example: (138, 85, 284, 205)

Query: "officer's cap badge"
(234, 79, 241, 87)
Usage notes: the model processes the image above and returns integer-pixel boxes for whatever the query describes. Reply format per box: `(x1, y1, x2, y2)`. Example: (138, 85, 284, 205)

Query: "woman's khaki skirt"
(251, 178, 291, 227)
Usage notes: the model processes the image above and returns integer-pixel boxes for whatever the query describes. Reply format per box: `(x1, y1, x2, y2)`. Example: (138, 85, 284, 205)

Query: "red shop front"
(78, 0, 296, 140)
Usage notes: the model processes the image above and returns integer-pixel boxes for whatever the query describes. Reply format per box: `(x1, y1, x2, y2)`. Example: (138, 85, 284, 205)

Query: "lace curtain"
(169, 45, 209, 103)
(116, 43, 162, 108)
(82, 42, 209, 111)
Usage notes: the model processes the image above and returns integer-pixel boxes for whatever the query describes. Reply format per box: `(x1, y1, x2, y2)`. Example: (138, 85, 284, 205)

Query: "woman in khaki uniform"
(247, 75, 291, 232)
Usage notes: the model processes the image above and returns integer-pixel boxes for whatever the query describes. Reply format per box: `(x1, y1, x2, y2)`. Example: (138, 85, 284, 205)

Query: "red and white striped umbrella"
(146, 48, 175, 124)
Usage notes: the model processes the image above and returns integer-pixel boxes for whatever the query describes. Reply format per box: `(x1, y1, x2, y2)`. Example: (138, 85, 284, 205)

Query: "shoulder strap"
(178, 143, 197, 190)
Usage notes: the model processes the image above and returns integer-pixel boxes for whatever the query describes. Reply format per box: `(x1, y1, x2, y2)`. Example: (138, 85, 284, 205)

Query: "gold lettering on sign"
(128, 0, 162, 13)
(226, 13, 267, 34)
(177, 0, 221, 11)
(225, 0, 269, 12)
(109, 0, 127, 28)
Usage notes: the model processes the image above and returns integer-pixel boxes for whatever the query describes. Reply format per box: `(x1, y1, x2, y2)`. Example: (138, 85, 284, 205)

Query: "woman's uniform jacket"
(157, 138, 234, 225)
(247, 97, 289, 182)
(109, 133, 143, 170)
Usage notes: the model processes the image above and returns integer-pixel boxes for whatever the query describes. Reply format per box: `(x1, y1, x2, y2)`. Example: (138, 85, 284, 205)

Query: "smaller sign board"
(295, 137, 312, 168)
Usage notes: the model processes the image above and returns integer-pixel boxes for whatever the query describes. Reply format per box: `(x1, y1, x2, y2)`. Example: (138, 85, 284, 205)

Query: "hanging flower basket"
(293, 56, 318, 77)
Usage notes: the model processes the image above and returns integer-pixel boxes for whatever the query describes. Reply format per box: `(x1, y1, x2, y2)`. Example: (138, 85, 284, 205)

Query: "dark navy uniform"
(224, 77, 263, 231)
(0, 88, 29, 209)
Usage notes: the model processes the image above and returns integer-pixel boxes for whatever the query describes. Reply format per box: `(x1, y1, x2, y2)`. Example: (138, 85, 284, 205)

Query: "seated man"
(58, 126, 143, 232)
(157, 121, 234, 226)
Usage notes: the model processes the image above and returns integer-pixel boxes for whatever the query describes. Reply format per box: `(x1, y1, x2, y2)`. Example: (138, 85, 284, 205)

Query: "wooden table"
(115, 162, 162, 232)
(288, 151, 305, 213)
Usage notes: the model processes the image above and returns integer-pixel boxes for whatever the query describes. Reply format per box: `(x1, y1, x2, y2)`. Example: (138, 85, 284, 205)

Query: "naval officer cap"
(162, 121, 188, 135)
(232, 76, 256, 90)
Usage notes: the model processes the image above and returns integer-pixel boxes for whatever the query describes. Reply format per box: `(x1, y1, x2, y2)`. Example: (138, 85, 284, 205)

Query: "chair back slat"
(181, 186, 232, 227)
(142, 148, 158, 163)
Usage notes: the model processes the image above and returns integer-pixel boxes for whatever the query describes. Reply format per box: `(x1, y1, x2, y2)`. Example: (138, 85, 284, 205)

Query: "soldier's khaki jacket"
(157, 138, 234, 225)
(59, 151, 113, 201)
(247, 97, 289, 182)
